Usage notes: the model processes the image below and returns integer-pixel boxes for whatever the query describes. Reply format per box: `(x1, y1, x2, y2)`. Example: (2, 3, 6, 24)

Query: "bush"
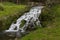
(39, 6, 55, 27)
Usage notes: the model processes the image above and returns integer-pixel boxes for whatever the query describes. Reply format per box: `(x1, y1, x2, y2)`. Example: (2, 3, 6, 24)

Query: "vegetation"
(20, 4, 60, 40)
(20, 20, 26, 28)
(40, 6, 55, 27)
(0, 0, 60, 40)
(0, 4, 4, 11)
(0, 2, 30, 31)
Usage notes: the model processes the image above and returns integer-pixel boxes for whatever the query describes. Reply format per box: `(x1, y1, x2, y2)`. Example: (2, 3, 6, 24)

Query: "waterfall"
(4, 6, 44, 37)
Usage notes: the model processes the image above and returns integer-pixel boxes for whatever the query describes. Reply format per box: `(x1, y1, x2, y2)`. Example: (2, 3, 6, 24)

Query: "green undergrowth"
(0, 2, 30, 31)
(20, 5, 60, 40)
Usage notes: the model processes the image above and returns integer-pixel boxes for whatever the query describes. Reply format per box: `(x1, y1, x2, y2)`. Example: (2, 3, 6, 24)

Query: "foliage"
(0, 4, 4, 11)
(21, 4, 60, 40)
(39, 6, 55, 27)
(0, 2, 30, 31)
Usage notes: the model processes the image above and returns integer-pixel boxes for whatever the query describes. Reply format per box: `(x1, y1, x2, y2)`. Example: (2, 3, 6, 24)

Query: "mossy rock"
(20, 20, 26, 28)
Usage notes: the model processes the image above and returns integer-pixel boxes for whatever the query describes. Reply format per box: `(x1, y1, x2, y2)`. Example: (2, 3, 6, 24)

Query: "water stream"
(0, 6, 44, 40)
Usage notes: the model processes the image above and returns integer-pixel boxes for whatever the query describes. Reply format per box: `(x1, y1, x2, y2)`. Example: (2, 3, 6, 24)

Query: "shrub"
(39, 6, 55, 27)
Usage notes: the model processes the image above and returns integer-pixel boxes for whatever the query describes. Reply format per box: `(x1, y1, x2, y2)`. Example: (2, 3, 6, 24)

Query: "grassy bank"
(0, 2, 30, 31)
(21, 5, 60, 40)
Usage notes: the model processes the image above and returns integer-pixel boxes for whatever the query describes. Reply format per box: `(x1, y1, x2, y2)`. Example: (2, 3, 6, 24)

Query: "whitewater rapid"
(4, 6, 44, 37)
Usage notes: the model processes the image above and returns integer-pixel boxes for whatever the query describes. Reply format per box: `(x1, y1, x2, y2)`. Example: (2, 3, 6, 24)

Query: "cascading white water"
(4, 6, 44, 37)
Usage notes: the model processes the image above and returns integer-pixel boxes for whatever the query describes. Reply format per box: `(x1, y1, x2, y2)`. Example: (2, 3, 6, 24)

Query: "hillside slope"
(21, 5, 60, 40)
(0, 2, 30, 31)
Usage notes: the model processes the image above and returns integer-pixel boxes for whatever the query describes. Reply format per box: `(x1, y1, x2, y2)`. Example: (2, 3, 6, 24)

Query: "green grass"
(20, 5, 60, 40)
(0, 3, 27, 18)
(0, 2, 30, 31)
(0, 2, 16, 6)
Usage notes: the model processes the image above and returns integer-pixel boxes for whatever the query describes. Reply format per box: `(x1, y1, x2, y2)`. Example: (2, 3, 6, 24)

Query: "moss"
(20, 20, 26, 28)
